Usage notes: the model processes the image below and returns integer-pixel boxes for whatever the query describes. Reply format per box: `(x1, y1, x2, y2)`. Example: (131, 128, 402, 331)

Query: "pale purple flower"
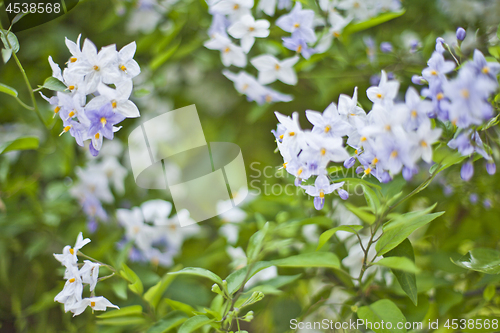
(486, 162, 496, 175)
(301, 175, 345, 210)
(87, 103, 126, 140)
(282, 37, 316, 59)
(466, 49, 500, 82)
(461, 161, 474, 181)
(422, 51, 455, 84)
(380, 42, 393, 53)
(276, 2, 316, 43)
(456, 27, 466, 41)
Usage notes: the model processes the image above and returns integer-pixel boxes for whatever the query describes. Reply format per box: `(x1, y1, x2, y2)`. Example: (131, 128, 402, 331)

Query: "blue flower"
(87, 103, 126, 140)
(276, 2, 316, 43)
(282, 37, 316, 59)
(466, 49, 500, 82)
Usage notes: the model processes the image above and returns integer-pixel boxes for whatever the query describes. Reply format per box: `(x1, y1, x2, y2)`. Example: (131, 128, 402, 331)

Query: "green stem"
(77, 251, 116, 272)
(14, 96, 34, 110)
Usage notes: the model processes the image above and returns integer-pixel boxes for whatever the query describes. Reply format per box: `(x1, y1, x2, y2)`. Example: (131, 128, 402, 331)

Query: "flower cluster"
(116, 200, 200, 267)
(414, 37, 500, 180)
(70, 142, 128, 232)
(54, 233, 119, 316)
(204, 0, 402, 104)
(42, 35, 141, 156)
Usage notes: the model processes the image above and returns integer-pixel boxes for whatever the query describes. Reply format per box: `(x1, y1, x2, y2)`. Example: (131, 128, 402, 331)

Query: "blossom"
(210, 0, 254, 20)
(86, 82, 140, 118)
(466, 49, 500, 82)
(204, 34, 247, 67)
(276, 2, 316, 43)
(282, 37, 316, 59)
(366, 70, 400, 107)
(422, 51, 455, 84)
(250, 54, 299, 85)
(456, 27, 466, 41)
(306, 103, 352, 137)
(80, 261, 100, 292)
(70, 296, 119, 317)
(54, 232, 91, 267)
(87, 103, 126, 141)
(227, 15, 270, 53)
(116, 41, 141, 81)
(223, 70, 267, 103)
(301, 175, 346, 210)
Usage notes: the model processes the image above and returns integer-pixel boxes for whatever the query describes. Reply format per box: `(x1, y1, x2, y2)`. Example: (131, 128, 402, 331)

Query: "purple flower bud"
(456, 27, 466, 41)
(314, 196, 325, 210)
(402, 166, 418, 181)
(483, 199, 492, 209)
(409, 40, 420, 53)
(295, 177, 303, 186)
(460, 162, 474, 181)
(387, 72, 395, 80)
(87, 219, 98, 233)
(486, 162, 496, 175)
(344, 157, 356, 169)
(435, 37, 445, 53)
(411, 75, 425, 85)
(380, 42, 393, 53)
(443, 185, 453, 196)
(380, 171, 392, 183)
(469, 193, 478, 204)
(338, 189, 349, 200)
(370, 74, 380, 86)
(356, 166, 364, 174)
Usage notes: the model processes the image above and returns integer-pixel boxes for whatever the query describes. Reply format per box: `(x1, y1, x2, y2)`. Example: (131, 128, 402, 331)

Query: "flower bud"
(411, 75, 426, 85)
(483, 199, 492, 209)
(486, 162, 496, 175)
(338, 188, 349, 200)
(380, 42, 393, 53)
(242, 311, 254, 322)
(343, 156, 356, 169)
(469, 193, 478, 204)
(314, 196, 325, 210)
(460, 161, 474, 181)
(456, 27, 466, 41)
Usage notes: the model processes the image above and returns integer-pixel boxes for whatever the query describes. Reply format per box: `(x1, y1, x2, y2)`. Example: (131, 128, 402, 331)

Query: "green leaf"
(271, 252, 340, 269)
(484, 283, 496, 301)
(430, 145, 467, 173)
(247, 222, 269, 262)
(165, 299, 196, 315)
(146, 311, 187, 333)
(383, 239, 418, 306)
(150, 39, 181, 70)
(435, 288, 463, 315)
(317, 225, 363, 250)
(120, 263, 144, 295)
(373, 257, 419, 273)
(343, 10, 406, 37)
(362, 184, 381, 214)
(168, 267, 224, 286)
(41, 77, 67, 92)
(0, 136, 39, 155)
(226, 261, 272, 294)
(451, 248, 500, 274)
(0, 29, 20, 53)
(357, 299, 407, 333)
(144, 265, 180, 309)
(96, 305, 143, 319)
(376, 204, 444, 256)
(1, 48, 12, 63)
(345, 203, 376, 224)
(177, 315, 215, 333)
(96, 317, 147, 326)
(489, 45, 500, 59)
(0, 83, 18, 97)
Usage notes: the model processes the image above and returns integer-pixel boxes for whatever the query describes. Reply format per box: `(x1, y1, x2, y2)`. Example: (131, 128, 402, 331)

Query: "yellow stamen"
(63, 125, 72, 132)
(353, 2, 360, 8)
(289, 131, 295, 136)
(100, 117, 107, 126)
(69, 278, 76, 283)
(68, 85, 75, 91)
(376, 93, 383, 99)
(436, 92, 444, 100)
(242, 83, 249, 91)
(372, 157, 378, 165)
(333, 32, 340, 38)
(266, 95, 273, 103)
(233, 4, 239, 10)
(297, 44, 302, 53)
(430, 69, 437, 76)
(95, 133, 100, 140)
(421, 141, 428, 147)
(91, 301, 96, 307)
(324, 125, 331, 133)
(112, 101, 117, 108)
(390, 151, 398, 158)
(68, 110, 76, 118)
(120, 65, 127, 72)
(93, 65, 100, 71)
(69, 248, 74, 255)
(385, 124, 391, 131)
(297, 168, 303, 176)
(482, 66, 490, 74)
(411, 110, 417, 118)
(461, 89, 469, 98)
(321, 148, 326, 156)
(133, 226, 140, 234)
(224, 47, 231, 53)
(364, 168, 371, 175)
(54, 106, 61, 114)
(70, 57, 77, 63)
(293, 23, 300, 28)
(319, 190, 325, 199)
(279, 134, 284, 140)
(275, 64, 281, 71)
(283, 162, 287, 169)
(354, 149, 358, 155)
(248, 27, 255, 32)
(452, 119, 457, 126)
(360, 136, 367, 142)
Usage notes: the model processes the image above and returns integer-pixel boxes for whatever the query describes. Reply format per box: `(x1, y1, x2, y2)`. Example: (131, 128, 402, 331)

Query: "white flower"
(80, 260, 100, 291)
(226, 246, 248, 270)
(251, 54, 299, 85)
(222, 70, 267, 102)
(227, 15, 270, 53)
(70, 296, 119, 316)
(86, 81, 140, 118)
(117, 41, 141, 81)
(71, 166, 114, 203)
(54, 232, 91, 267)
(54, 265, 84, 311)
(65, 34, 83, 68)
(117, 207, 156, 252)
(98, 156, 128, 195)
(366, 70, 400, 107)
(210, 0, 254, 21)
(257, 0, 277, 16)
(204, 34, 247, 67)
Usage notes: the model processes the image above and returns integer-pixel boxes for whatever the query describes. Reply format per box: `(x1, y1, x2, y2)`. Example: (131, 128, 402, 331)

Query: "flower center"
(69, 278, 76, 283)
(100, 117, 107, 126)
(233, 4, 239, 10)
(70, 57, 77, 63)
(224, 47, 231, 53)
(112, 101, 117, 108)
(436, 92, 444, 100)
(95, 133, 100, 140)
(289, 131, 295, 136)
(376, 93, 383, 99)
(385, 124, 391, 131)
(63, 125, 72, 133)
(482, 66, 489, 74)
(266, 95, 272, 103)
(91, 301, 96, 307)
(364, 168, 371, 175)
(333, 31, 340, 38)
(69, 248, 74, 255)
(372, 157, 378, 165)
(297, 168, 303, 176)
(279, 134, 284, 140)
(283, 162, 287, 169)
(460, 89, 469, 98)
(68, 110, 76, 118)
(430, 70, 437, 76)
(411, 110, 417, 118)
(242, 83, 249, 91)
(360, 136, 367, 142)
(93, 65, 100, 71)
(320, 148, 326, 156)
(120, 65, 127, 72)
(293, 23, 300, 28)
(297, 44, 302, 53)
(54, 106, 61, 114)
(68, 85, 75, 91)
(390, 150, 398, 158)
(275, 64, 281, 71)
(248, 26, 255, 32)
(319, 190, 325, 199)
(421, 140, 428, 147)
